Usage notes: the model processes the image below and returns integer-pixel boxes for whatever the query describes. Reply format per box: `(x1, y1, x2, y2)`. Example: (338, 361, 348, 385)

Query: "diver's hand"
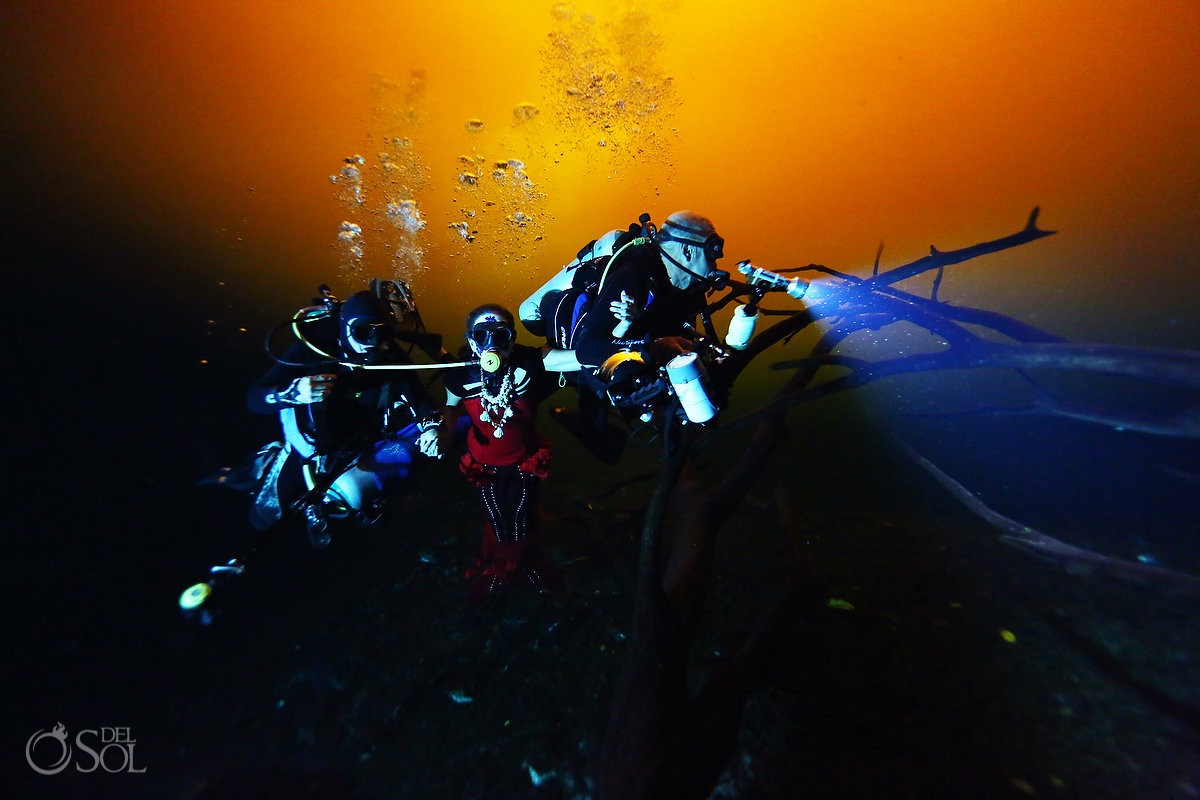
(271, 374, 336, 405)
(416, 427, 442, 459)
(415, 415, 443, 459)
(648, 336, 694, 364)
(610, 291, 638, 337)
(610, 291, 638, 323)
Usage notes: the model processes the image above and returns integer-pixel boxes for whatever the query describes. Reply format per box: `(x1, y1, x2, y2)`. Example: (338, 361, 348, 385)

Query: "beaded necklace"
(477, 366, 515, 438)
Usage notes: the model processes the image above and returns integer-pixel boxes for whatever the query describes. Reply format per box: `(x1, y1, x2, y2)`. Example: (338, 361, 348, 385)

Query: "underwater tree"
(592, 208, 1200, 799)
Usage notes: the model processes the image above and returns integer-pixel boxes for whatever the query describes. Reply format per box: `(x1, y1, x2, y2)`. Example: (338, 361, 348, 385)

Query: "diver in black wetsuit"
(229, 284, 447, 546)
(518, 210, 730, 454)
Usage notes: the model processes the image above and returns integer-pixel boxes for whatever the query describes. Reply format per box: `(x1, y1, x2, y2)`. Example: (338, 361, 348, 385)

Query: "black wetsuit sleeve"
(518, 344, 548, 384)
(441, 364, 472, 399)
(247, 365, 300, 415)
(575, 262, 652, 367)
(246, 342, 322, 415)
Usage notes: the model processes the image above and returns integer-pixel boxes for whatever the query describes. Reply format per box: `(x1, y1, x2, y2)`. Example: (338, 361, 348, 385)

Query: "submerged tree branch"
(864, 206, 1055, 288)
(894, 439, 1200, 595)
(769, 340, 1200, 386)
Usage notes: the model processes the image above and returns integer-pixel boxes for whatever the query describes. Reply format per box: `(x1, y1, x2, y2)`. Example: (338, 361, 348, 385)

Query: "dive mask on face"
(350, 321, 389, 348)
(468, 324, 515, 352)
(468, 321, 515, 372)
(659, 227, 725, 263)
(339, 290, 397, 355)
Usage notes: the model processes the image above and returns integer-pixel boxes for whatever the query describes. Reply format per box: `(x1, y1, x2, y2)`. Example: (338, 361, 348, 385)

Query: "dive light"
(737, 260, 808, 299)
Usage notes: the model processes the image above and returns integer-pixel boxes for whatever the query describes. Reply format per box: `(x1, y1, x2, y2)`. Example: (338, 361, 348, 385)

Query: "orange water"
(6, 0, 1199, 346)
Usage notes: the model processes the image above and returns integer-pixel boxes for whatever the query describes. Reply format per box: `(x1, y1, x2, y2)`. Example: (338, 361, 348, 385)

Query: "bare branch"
(895, 439, 1200, 595)
(770, 341, 1200, 390)
(907, 400, 1200, 440)
(870, 284, 1066, 343)
(864, 206, 1055, 288)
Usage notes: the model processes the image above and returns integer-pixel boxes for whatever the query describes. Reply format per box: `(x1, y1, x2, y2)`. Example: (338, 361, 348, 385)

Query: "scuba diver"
(518, 210, 731, 457)
(210, 280, 448, 549)
(437, 304, 568, 602)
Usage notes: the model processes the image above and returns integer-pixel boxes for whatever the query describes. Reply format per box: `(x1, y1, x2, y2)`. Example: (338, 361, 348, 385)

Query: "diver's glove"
(416, 414, 443, 459)
(268, 374, 336, 406)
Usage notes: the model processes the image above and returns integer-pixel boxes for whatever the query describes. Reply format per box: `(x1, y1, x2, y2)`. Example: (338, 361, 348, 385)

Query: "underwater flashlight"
(737, 260, 808, 299)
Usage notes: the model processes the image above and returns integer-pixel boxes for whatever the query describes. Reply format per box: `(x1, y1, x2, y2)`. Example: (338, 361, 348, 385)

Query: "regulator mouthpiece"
(479, 351, 503, 373)
(179, 581, 215, 625)
(179, 582, 212, 611)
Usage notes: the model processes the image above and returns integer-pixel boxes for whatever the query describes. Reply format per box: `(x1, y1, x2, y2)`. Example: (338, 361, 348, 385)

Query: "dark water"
(5, 248, 1200, 799)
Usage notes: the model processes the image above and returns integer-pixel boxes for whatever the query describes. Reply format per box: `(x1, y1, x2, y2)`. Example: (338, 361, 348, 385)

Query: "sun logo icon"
(26, 722, 72, 775)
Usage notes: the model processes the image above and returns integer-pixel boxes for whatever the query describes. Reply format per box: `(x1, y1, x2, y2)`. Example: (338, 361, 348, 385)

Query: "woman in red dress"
(440, 304, 565, 601)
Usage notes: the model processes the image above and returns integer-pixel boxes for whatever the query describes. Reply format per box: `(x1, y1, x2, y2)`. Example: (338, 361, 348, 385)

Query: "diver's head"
(339, 290, 397, 357)
(657, 210, 727, 291)
(465, 304, 516, 373)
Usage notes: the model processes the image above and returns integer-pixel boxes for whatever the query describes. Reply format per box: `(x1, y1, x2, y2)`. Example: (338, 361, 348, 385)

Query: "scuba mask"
(348, 320, 390, 348)
(339, 290, 397, 356)
(466, 312, 516, 373)
(659, 227, 725, 263)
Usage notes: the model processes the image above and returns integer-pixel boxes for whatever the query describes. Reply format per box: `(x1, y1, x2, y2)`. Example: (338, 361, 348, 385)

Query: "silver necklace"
(478, 367, 515, 438)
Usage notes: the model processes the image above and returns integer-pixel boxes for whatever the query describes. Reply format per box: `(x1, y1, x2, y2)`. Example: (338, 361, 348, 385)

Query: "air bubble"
(387, 199, 426, 234)
(513, 103, 539, 122)
(465, 119, 485, 133)
(449, 222, 476, 242)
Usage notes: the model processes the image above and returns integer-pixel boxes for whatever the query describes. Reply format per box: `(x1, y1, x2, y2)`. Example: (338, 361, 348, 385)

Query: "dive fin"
(198, 441, 286, 494)
(249, 443, 289, 530)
